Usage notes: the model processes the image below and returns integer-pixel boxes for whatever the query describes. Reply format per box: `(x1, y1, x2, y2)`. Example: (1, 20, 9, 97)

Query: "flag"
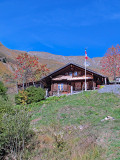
(85, 49, 88, 60)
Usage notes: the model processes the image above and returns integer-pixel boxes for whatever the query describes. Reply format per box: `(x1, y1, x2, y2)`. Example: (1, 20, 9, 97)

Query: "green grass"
(30, 91, 120, 125)
(27, 91, 120, 160)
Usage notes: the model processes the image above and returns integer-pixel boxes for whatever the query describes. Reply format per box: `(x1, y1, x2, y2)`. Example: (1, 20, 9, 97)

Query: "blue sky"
(0, 0, 120, 58)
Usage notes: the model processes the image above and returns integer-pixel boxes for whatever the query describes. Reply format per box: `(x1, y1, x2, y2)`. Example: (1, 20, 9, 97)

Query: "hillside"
(29, 51, 102, 72)
(0, 42, 104, 82)
(0, 42, 26, 63)
(0, 43, 26, 77)
(27, 91, 120, 160)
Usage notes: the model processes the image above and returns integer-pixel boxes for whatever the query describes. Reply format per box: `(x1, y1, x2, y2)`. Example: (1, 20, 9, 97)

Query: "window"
(65, 72, 68, 75)
(58, 84, 63, 91)
(116, 77, 120, 82)
(69, 72, 72, 76)
(74, 71, 77, 76)
(78, 71, 81, 76)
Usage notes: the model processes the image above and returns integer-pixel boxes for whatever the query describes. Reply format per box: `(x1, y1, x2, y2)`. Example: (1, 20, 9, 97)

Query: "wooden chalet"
(41, 63, 109, 96)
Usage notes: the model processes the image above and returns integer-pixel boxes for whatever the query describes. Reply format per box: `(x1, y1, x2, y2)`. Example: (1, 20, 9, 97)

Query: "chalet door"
(82, 82, 85, 90)
(88, 81, 93, 90)
(75, 82, 82, 90)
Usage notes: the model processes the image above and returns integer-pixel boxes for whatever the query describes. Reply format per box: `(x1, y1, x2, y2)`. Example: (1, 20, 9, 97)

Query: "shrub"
(15, 90, 28, 105)
(0, 96, 14, 157)
(0, 103, 32, 159)
(15, 87, 45, 105)
(0, 81, 7, 100)
(97, 85, 105, 89)
(0, 93, 33, 159)
(26, 86, 45, 104)
(100, 85, 104, 89)
(0, 96, 14, 133)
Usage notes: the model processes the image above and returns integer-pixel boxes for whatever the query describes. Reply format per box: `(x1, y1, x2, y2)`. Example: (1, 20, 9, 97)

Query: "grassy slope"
(0, 62, 12, 75)
(38, 58, 65, 72)
(0, 43, 21, 78)
(29, 91, 120, 160)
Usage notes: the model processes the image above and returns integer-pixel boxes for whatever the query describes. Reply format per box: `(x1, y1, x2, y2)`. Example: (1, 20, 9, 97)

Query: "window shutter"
(53, 83, 58, 91)
(63, 83, 67, 91)
(87, 82, 89, 90)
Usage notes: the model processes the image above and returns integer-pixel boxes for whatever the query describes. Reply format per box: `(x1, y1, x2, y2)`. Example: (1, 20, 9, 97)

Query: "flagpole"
(85, 49, 87, 91)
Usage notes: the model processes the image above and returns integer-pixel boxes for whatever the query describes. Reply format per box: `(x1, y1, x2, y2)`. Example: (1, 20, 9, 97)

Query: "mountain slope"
(0, 43, 103, 80)
(29, 51, 102, 73)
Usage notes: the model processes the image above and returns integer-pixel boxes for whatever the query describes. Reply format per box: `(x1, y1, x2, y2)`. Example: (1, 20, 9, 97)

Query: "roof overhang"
(52, 75, 93, 81)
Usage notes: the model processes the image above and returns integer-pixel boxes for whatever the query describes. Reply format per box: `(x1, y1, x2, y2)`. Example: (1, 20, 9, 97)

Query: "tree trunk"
(32, 81, 35, 87)
(23, 79, 25, 90)
(114, 64, 116, 84)
(16, 82, 18, 94)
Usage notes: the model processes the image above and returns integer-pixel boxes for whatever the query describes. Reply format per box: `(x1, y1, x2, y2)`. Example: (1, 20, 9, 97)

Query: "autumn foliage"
(100, 44, 120, 80)
(15, 53, 49, 88)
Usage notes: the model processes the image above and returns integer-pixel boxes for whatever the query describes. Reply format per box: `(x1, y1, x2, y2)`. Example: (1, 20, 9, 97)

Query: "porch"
(49, 78, 96, 96)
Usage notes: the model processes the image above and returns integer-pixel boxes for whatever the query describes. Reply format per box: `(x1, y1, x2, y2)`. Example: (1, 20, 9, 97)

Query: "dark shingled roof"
(41, 62, 108, 81)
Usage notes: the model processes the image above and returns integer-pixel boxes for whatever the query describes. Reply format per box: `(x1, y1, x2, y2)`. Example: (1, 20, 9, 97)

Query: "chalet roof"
(41, 63, 108, 81)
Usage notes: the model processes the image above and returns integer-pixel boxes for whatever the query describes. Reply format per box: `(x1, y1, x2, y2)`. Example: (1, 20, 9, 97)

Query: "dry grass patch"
(25, 123, 103, 160)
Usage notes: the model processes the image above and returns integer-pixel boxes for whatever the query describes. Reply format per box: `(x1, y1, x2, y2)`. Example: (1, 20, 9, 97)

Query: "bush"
(0, 81, 7, 100)
(26, 86, 45, 104)
(0, 96, 14, 132)
(0, 97, 32, 159)
(2, 58, 6, 63)
(15, 87, 45, 104)
(100, 85, 104, 89)
(0, 94, 33, 159)
(15, 90, 28, 105)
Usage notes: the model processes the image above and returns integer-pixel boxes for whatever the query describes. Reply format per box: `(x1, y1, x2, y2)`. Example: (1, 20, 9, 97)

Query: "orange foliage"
(15, 53, 49, 86)
(100, 44, 120, 80)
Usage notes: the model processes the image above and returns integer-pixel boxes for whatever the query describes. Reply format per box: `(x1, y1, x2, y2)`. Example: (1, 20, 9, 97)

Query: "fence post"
(57, 89, 60, 96)
(71, 86, 73, 95)
(105, 78, 107, 85)
(46, 89, 48, 97)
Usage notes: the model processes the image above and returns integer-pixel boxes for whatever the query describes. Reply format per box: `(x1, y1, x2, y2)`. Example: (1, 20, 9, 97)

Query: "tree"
(100, 44, 120, 81)
(14, 53, 49, 89)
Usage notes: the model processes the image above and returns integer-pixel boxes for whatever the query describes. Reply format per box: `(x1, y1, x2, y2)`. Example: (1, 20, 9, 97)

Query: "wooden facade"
(41, 63, 109, 96)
